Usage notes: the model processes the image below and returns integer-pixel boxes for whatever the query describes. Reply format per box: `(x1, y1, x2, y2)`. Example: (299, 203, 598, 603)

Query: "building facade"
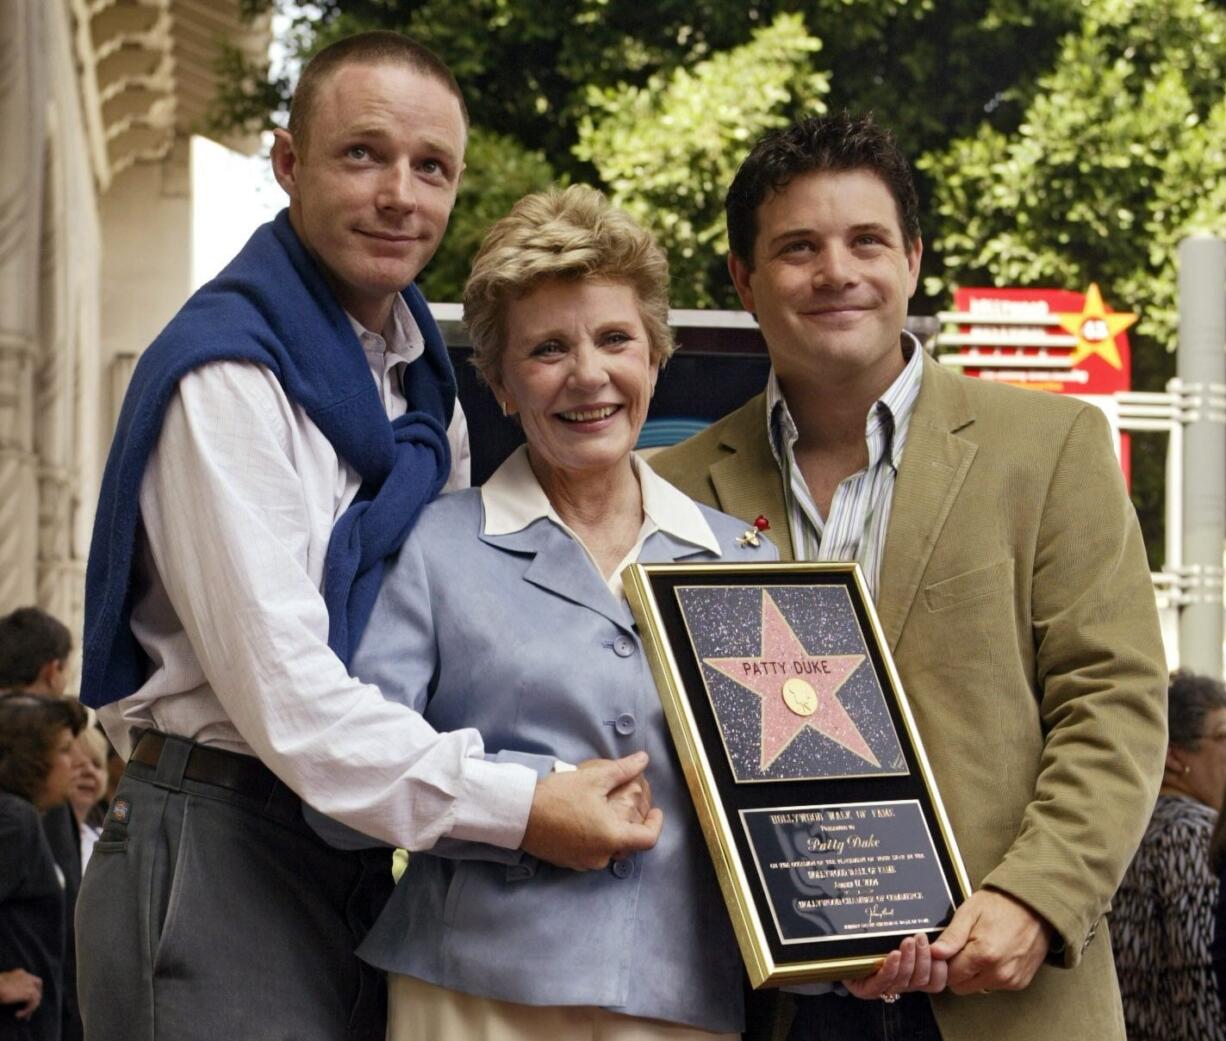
(0, 0, 268, 677)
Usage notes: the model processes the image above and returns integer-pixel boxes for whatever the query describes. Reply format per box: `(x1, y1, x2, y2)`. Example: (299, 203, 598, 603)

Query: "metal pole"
(1177, 236, 1226, 677)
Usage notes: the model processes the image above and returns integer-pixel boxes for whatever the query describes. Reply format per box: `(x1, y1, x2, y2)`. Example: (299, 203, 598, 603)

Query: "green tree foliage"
(279, 0, 1075, 173)
(922, 0, 1226, 353)
(920, 0, 1226, 564)
(575, 14, 828, 308)
(204, 40, 289, 141)
(213, 1, 1077, 305)
(206, 0, 1220, 561)
(239, 1, 917, 159)
(416, 128, 557, 302)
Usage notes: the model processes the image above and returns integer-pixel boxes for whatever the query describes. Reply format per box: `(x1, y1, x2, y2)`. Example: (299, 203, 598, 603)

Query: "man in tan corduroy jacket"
(652, 112, 1168, 1041)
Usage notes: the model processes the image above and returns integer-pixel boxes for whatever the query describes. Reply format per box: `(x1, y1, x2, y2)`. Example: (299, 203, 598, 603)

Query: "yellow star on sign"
(1055, 283, 1137, 369)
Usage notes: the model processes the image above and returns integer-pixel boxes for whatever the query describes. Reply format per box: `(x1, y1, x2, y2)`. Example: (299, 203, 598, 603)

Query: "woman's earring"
(500, 400, 508, 417)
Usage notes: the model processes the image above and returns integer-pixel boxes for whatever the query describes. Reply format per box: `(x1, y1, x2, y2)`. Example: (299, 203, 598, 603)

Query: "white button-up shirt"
(767, 333, 923, 599)
(98, 296, 535, 852)
(482, 446, 723, 599)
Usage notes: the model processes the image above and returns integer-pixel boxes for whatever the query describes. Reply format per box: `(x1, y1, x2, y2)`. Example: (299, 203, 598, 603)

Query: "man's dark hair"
(725, 111, 920, 267)
(287, 30, 469, 154)
(1167, 668, 1226, 747)
(0, 692, 87, 804)
(0, 607, 72, 689)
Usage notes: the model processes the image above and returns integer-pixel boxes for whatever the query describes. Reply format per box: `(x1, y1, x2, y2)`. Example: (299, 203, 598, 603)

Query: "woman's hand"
(0, 968, 43, 1019)
(843, 933, 948, 1000)
(601, 764, 654, 861)
(591, 760, 652, 824)
(522, 751, 664, 870)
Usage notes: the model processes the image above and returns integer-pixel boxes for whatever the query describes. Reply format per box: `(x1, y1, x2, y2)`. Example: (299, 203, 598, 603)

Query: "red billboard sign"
(941, 284, 1137, 483)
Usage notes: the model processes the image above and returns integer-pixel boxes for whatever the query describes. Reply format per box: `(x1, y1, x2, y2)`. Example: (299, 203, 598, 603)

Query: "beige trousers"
(387, 974, 739, 1041)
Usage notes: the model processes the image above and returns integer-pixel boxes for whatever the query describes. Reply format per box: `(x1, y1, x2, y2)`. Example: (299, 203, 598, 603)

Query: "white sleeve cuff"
(447, 756, 537, 849)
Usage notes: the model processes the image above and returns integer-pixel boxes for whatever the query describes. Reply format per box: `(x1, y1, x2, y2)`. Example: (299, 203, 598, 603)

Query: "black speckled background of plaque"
(676, 585, 907, 782)
(637, 564, 970, 973)
(740, 801, 954, 945)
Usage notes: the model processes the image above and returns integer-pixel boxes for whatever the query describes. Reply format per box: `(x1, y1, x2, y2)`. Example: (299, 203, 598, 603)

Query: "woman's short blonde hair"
(463, 185, 675, 386)
(78, 724, 108, 769)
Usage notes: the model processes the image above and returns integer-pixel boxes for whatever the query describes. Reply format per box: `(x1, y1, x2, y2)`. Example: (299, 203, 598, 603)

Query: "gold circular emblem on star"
(781, 677, 818, 717)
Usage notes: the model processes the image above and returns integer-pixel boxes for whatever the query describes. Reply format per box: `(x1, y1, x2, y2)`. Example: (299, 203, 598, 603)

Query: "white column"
(1177, 236, 1226, 677)
(38, 0, 104, 659)
(0, 0, 46, 611)
(100, 136, 194, 378)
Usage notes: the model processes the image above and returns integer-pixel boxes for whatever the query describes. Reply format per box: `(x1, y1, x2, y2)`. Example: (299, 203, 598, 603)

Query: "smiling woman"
(345, 186, 779, 1040)
(463, 185, 677, 576)
(496, 279, 657, 552)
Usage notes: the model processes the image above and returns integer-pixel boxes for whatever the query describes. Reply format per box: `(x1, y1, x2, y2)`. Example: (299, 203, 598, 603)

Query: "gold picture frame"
(623, 561, 972, 987)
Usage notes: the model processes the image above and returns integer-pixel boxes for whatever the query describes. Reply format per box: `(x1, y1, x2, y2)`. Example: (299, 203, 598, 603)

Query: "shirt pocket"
(922, 558, 1014, 613)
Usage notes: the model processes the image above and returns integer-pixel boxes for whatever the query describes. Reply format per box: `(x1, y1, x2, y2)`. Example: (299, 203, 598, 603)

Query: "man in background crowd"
(0, 608, 71, 697)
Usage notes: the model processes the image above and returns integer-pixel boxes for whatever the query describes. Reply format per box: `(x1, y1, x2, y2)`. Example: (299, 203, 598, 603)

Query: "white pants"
(387, 974, 739, 1041)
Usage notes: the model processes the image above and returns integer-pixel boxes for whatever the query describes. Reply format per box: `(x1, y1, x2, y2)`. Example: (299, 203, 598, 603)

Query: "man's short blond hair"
(287, 31, 467, 155)
(463, 185, 675, 386)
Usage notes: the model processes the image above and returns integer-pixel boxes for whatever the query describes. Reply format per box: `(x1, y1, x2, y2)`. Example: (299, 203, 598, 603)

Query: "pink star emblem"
(704, 592, 873, 772)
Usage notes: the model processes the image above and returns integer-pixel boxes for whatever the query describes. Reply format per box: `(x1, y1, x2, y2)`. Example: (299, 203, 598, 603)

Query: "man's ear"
(905, 236, 923, 298)
(270, 129, 301, 197)
(728, 253, 756, 316)
(35, 659, 66, 696)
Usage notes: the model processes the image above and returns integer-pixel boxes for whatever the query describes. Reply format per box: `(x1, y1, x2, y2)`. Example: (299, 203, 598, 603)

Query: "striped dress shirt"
(766, 333, 924, 599)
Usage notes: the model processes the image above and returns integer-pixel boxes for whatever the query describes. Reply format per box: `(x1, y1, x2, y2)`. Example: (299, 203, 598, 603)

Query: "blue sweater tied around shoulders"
(81, 210, 455, 709)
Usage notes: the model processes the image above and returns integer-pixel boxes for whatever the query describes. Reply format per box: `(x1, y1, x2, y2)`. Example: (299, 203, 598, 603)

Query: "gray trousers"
(76, 735, 392, 1041)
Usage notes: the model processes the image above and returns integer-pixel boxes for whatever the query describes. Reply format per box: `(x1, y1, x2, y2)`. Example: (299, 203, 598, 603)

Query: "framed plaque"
(623, 562, 972, 987)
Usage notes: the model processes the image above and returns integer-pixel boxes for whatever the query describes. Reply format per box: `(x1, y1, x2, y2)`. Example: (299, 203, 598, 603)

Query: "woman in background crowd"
(1210, 778, 1226, 1020)
(1113, 670, 1226, 1040)
(0, 692, 88, 1041)
(67, 729, 108, 871)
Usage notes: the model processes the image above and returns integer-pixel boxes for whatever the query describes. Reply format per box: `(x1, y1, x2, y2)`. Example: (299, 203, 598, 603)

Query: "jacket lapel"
(480, 520, 637, 630)
(876, 355, 977, 650)
(708, 393, 795, 561)
(479, 519, 723, 632)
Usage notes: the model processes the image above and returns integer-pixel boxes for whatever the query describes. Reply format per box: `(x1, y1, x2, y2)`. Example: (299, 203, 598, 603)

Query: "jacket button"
(614, 713, 636, 736)
(612, 635, 635, 658)
(610, 857, 634, 879)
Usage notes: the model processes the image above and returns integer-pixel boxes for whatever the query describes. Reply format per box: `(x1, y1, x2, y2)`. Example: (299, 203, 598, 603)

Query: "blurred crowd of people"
(7, 600, 1226, 1041)
(0, 608, 120, 1041)
(16, 620, 1226, 1034)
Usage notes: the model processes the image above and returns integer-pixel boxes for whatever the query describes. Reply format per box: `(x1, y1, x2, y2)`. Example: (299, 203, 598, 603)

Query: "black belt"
(131, 730, 284, 803)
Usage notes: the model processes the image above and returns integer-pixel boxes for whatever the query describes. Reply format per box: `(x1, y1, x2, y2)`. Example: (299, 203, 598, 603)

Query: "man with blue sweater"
(75, 32, 661, 1041)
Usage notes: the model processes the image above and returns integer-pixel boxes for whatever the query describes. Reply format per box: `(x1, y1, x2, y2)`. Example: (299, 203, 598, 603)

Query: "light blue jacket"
(351, 485, 776, 1033)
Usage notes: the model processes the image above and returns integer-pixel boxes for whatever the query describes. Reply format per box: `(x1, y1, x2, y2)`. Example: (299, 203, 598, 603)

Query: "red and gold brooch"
(736, 515, 771, 548)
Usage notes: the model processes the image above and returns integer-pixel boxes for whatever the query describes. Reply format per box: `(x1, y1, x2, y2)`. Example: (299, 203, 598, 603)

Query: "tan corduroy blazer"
(651, 352, 1168, 1041)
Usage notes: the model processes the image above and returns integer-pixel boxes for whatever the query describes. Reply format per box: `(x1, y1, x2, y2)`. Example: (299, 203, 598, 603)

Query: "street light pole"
(1176, 235, 1226, 677)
